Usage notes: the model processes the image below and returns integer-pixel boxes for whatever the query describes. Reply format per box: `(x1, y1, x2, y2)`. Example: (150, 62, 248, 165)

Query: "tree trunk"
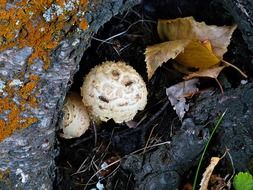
(0, 1, 138, 189)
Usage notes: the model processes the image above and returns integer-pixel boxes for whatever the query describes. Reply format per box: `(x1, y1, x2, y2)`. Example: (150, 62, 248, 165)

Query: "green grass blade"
(192, 110, 227, 190)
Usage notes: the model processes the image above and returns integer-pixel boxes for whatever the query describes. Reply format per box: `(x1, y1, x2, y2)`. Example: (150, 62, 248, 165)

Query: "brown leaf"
(200, 157, 221, 190)
(183, 64, 226, 80)
(157, 16, 237, 58)
(145, 40, 190, 79)
(183, 64, 226, 93)
(183, 61, 247, 94)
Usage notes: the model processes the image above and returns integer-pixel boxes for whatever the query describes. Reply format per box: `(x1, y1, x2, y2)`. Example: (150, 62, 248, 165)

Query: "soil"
(54, 1, 253, 190)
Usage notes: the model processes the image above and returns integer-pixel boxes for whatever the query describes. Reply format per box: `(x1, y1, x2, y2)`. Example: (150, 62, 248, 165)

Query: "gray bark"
(222, 0, 253, 53)
(0, 1, 138, 189)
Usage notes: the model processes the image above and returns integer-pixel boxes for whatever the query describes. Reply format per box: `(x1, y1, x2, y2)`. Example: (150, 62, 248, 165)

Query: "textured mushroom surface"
(61, 93, 90, 139)
(81, 61, 147, 123)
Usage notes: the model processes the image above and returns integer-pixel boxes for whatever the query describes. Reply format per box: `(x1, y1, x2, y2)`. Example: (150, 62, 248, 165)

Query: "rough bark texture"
(189, 83, 253, 171)
(0, 1, 138, 189)
(222, 0, 253, 52)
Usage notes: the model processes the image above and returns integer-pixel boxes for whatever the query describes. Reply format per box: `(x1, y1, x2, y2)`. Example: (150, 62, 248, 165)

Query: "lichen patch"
(0, 0, 89, 69)
(0, 0, 89, 141)
(0, 75, 40, 142)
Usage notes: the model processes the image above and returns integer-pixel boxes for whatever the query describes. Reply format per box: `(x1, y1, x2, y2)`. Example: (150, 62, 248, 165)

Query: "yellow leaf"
(158, 17, 237, 58)
(175, 40, 220, 69)
(144, 16, 246, 82)
(202, 40, 213, 52)
(145, 40, 190, 79)
(172, 62, 194, 74)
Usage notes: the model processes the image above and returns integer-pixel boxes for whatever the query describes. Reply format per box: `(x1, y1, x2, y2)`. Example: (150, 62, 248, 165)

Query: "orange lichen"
(0, 75, 40, 142)
(0, 168, 10, 181)
(79, 18, 88, 30)
(19, 76, 39, 100)
(0, 0, 89, 141)
(0, 0, 89, 69)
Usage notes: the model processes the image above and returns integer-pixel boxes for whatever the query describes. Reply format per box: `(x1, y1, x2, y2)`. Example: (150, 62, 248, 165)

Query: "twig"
(83, 140, 171, 190)
(83, 159, 121, 190)
(110, 100, 170, 144)
(143, 124, 158, 153)
(215, 77, 224, 95)
(130, 140, 171, 155)
(141, 101, 170, 131)
(72, 157, 89, 175)
(126, 173, 133, 190)
(91, 19, 156, 50)
(226, 149, 235, 186)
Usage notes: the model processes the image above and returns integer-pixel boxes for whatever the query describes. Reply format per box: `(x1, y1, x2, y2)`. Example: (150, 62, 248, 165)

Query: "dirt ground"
(54, 1, 253, 189)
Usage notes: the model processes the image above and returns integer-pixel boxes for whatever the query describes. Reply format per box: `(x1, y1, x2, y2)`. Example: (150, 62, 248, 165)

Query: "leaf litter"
(157, 16, 237, 58)
(146, 16, 247, 118)
(145, 16, 246, 81)
(166, 79, 199, 120)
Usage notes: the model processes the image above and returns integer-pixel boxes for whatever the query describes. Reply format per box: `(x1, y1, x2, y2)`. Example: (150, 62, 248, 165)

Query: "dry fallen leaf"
(175, 40, 220, 69)
(184, 64, 226, 93)
(145, 39, 221, 79)
(145, 40, 190, 79)
(166, 79, 199, 120)
(157, 16, 237, 58)
(145, 16, 246, 82)
(183, 61, 247, 93)
(184, 64, 226, 80)
(200, 157, 221, 190)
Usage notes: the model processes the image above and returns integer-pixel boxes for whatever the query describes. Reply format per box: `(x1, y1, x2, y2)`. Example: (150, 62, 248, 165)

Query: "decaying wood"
(189, 83, 253, 171)
(121, 83, 253, 190)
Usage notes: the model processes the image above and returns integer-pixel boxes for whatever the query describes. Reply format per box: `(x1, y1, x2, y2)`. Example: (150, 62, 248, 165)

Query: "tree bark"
(222, 0, 253, 52)
(0, 1, 138, 189)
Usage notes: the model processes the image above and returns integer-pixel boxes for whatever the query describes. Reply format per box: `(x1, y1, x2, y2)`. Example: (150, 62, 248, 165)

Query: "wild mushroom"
(81, 61, 147, 123)
(60, 93, 90, 139)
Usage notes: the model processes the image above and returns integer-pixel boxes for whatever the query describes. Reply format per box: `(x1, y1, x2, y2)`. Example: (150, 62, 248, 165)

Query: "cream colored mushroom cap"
(60, 93, 90, 139)
(81, 61, 148, 123)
